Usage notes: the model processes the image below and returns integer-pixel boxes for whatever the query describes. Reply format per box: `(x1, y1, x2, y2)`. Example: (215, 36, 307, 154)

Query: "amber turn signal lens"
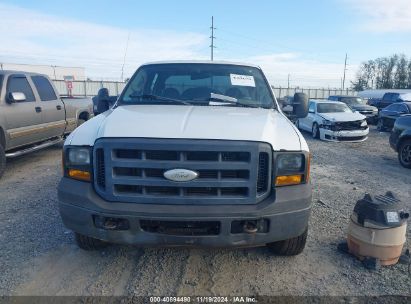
(275, 175, 303, 186)
(68, 169, 91, 182)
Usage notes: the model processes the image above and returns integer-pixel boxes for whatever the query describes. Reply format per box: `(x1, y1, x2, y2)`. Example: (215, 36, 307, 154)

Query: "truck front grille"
(332, 120, 367, 131)
(93, 139, 272, 205)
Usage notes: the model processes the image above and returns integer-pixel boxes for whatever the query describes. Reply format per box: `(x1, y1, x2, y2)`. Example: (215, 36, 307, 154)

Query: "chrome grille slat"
(110, 160, 252, 170)
(94, 139, 272, 205)
(112, 177, 251, 187)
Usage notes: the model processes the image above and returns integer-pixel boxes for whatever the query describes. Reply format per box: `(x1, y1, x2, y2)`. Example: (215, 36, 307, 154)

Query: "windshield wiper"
(128, 94, 191, 105)
(208, 93, 262, 108)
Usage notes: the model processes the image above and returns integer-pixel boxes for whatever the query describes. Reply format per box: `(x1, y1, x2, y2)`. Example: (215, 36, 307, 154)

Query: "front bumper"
(58, 178, 312, 247)
(319, 127, 369, 142)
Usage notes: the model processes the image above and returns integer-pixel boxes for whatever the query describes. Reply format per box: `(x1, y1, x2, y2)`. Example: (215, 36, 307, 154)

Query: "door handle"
(56, 105, 62, 110)
(35, 106, 42, 113)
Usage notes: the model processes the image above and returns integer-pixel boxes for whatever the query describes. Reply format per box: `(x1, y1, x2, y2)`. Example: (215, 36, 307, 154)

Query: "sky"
(1, 0, 411, 88)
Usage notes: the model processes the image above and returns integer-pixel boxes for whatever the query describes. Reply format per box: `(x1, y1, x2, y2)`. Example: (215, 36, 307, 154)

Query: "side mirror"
(292, 93, 309, 118)
(94, 88, 110, 114)
(96, 99, 110, 114)
(7, 92, 26, 104)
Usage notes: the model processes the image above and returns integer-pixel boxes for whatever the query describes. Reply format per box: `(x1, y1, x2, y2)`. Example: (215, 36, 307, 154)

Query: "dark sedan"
(328, 95, 378, 124)
(390, 115, 411, 168)
(377, 102, 411, 131)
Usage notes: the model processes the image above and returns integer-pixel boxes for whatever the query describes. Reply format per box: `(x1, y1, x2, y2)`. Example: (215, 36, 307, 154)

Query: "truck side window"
(31, 76, 57, 101)
(391, 94, 399, 102)
(7, 76, 36, 102)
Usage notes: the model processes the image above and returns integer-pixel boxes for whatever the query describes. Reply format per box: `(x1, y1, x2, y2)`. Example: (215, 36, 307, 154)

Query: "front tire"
(268, 228, 308, 256)
(398, 139, 411, 169)
(0, 144, 6, 178)
(312, 123, 320, 139)
(75, 233, 109, 250)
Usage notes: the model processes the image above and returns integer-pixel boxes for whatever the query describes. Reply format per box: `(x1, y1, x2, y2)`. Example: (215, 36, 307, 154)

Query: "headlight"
(63, 146, 92, 182)
(321, 119, 334, 130)
(361, 120, 367, 127)
(274, 153, 310, 187)
(277, 154, 304, 172)
(68, 148, 90, 165)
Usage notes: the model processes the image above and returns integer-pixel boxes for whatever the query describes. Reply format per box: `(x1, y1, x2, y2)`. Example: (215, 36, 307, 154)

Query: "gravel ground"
(0, 127, 410, 297)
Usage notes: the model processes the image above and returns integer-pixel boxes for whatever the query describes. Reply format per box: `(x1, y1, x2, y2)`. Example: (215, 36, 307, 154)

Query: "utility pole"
(342, 53, 348, 90)
(287, 74, 290, 89)
(52, 65, 57, 80)
(210, 16, 216, 61)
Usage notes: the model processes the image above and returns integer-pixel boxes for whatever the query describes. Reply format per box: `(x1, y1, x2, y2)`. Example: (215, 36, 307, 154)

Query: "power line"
(217, 28, 347, 65)
(210, 16, 216, 61)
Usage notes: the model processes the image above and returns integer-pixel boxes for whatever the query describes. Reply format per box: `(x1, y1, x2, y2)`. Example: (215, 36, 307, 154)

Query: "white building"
(0, 62, 86, 81)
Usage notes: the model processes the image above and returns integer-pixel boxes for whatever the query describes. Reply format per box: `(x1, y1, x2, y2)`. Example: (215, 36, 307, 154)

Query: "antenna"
(121, 33, 131, 82)
(210, 16, 216, 61)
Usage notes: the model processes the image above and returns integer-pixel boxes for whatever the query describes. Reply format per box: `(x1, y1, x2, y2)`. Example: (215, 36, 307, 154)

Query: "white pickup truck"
(0, 71, 93, 177)
(58, 61, 311, 255)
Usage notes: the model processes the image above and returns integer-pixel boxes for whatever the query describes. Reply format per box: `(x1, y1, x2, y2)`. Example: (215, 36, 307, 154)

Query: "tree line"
(351, 54, 411, 91)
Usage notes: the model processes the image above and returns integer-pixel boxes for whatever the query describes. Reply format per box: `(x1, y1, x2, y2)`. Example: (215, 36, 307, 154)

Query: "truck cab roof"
(0, 70, 48, 77)
(140, 60, 261, 69)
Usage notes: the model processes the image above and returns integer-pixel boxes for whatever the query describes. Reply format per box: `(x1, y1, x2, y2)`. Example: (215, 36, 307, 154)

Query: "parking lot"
(0, 127, 410, 296)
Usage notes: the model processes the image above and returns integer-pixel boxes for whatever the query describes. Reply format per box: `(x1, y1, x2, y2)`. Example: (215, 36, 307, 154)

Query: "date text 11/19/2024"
(149, 296, 257, 303)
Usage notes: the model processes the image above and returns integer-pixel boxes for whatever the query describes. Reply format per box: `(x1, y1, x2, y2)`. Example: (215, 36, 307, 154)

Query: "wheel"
(77, 119, 86, 127)
(377, 119, 385, 131)
(75, 233, 109, 250)
(398, 139, 411, 169)
(268, 228, 308, 256)
(0, 144, 5, 178)
(312, 123, 320, 139)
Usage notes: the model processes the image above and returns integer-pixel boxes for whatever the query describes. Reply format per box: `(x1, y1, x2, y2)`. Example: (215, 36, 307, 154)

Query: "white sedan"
(296, 100, 369, 142)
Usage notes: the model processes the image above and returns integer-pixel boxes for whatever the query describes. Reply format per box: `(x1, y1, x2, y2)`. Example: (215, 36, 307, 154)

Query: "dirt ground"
(0, 127, 410, 297)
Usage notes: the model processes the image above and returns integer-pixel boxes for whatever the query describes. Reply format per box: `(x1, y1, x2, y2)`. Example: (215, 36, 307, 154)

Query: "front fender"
(399, 129, 411, 147)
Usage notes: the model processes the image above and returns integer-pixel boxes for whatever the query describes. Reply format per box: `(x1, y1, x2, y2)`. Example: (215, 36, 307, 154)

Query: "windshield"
(317, 103, 352, 113)
(120, 63, 275, 108)
(340, 97, 366, 105)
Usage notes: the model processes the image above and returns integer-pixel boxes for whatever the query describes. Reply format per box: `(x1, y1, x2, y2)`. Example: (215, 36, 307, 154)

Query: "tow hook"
(243, 221, 258, 234)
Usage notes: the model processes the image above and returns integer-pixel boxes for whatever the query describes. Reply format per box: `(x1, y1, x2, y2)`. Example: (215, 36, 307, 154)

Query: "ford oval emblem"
(163, 169, 198, 182)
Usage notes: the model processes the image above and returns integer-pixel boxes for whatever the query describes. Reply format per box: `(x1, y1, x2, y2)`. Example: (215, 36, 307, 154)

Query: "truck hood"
(66, 105, 306, 151)
(318, 111, 366, 122)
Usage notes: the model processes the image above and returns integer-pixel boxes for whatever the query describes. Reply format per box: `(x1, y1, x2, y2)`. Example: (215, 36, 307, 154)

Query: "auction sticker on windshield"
(230, 74, 255, 87)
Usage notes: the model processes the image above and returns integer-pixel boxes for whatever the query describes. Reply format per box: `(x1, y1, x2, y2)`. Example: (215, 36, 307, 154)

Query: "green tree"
(353, 54, 410, 90)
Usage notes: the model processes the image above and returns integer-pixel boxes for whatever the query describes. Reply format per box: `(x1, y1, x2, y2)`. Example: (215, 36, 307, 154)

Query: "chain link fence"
(271, 87, 357, 99)
(53, 80, 127, 97)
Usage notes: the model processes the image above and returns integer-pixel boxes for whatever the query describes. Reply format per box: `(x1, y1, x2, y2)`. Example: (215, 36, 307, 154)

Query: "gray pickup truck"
(0, 70, 93, 177)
